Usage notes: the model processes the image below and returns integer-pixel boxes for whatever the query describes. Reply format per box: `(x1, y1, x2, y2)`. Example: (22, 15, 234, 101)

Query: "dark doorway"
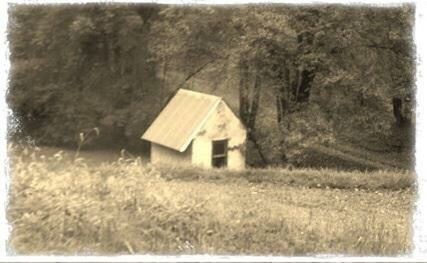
(212, 139, 228, 168)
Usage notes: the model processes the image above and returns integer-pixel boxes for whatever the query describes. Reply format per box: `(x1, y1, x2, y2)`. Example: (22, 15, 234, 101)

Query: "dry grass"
(159, 165, 414, 191)
(7, 145, 414, 255)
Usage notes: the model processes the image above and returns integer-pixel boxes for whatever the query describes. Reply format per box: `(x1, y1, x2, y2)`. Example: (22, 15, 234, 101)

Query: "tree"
(8, 4, 414, 165)
(8, 4, 162, 148)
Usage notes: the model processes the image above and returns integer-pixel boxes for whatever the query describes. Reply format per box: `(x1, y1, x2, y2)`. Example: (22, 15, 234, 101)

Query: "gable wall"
(192, 101, 246, 170)
(151, 142, 192, 166)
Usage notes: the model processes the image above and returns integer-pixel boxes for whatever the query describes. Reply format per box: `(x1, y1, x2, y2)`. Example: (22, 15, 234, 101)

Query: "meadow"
(7, 144, 414, 256)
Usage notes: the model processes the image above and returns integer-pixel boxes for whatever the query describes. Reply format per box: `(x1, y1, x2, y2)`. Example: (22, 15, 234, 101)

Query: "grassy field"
(7, 144, 415, 256)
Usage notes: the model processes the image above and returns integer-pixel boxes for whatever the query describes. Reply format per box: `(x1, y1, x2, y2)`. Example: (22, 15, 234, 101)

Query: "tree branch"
(177, 55, 230, 90)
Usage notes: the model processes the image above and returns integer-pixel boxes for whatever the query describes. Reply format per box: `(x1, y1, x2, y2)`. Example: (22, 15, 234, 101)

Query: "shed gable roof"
(141, 89, 221, 152)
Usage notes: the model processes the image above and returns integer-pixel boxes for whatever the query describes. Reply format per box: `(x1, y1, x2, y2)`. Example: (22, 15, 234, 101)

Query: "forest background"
(7, 4, 415, 169)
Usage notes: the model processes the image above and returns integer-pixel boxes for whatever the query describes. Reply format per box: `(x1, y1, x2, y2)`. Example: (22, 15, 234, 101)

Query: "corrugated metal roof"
(141, 89, 221, 152)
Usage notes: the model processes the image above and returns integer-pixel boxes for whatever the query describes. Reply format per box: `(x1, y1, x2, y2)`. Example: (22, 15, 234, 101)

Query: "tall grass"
(159, 165, 414, 191)
(7, 145, 413, 255)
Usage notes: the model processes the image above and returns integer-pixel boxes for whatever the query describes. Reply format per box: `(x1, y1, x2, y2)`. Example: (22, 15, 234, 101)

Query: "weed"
(7, 144, 413, 255)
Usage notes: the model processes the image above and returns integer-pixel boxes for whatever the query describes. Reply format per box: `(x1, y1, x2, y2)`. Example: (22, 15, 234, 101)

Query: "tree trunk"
(248, 131, 268, 165)
(238, 56, 267, 165)
(276, 65, 291, 163)
(276, 95, 283, 124)
(278, 123, 288, 163)
(293, 67, 314, 103)
(392, 97, 404, 126)
(298, 69, 315, 102)
(247, 64, 261, 130)
(239, 58, 250, 125)
(161, 61, 168, 103)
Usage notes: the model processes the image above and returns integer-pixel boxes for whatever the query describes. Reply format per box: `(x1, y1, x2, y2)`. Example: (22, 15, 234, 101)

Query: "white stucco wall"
(192, 101, 246, 170)
(151, 142, 192, 166)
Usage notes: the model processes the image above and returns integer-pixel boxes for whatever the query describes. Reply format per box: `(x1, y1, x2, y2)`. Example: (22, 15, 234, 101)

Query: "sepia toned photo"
(5, 2, 416, 257)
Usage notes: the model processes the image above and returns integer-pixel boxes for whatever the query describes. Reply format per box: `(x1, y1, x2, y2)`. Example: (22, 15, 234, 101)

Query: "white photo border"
(0, 0, 425, 261)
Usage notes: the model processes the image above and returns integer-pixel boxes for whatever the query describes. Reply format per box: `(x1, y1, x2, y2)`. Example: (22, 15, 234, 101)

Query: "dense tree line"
(7, 4, 415, 165)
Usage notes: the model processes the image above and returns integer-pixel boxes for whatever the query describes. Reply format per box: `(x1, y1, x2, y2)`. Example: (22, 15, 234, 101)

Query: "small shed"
(141, 89, 246, 170)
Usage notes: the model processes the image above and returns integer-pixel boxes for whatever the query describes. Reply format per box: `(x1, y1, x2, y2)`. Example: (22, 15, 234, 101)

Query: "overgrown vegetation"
(7, 4, 415, 167)
(6, 4, 416, 255)
(159, 166, 414, 192)
(8, 145, 414, 255)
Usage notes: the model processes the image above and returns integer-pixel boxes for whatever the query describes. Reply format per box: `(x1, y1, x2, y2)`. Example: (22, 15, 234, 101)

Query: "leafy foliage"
(7, 4, 415, 166)
(8, 5, 161, 147)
